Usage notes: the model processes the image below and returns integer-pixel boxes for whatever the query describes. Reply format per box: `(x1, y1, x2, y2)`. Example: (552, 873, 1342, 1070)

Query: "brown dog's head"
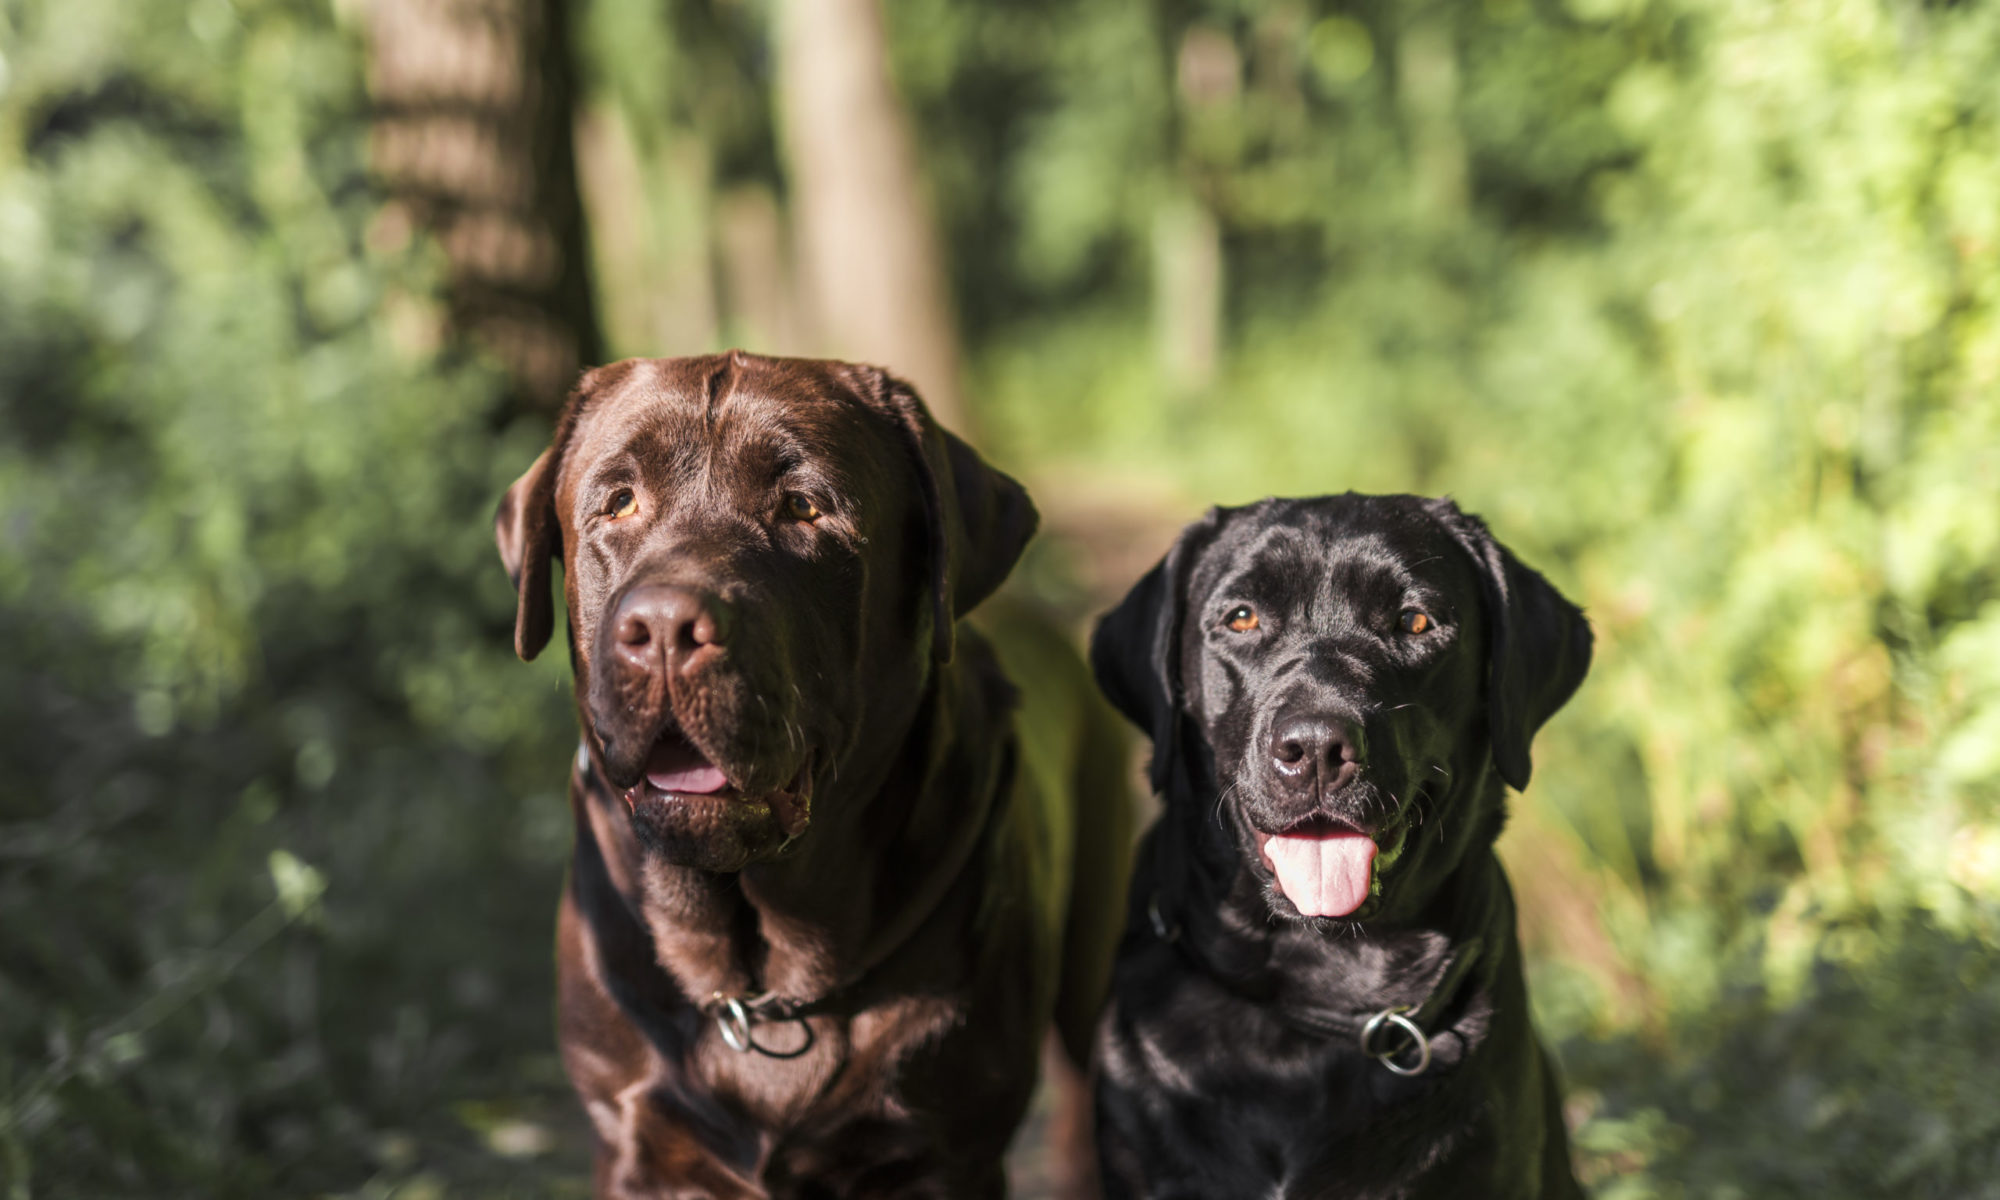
(495, 353, 1036, 872)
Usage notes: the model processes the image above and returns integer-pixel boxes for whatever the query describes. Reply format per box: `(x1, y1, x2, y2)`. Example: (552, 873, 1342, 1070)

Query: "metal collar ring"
(1359, 1005, 1432, 1077)
(714, 995, 754, 1053)
(709, 992, 818, 1060)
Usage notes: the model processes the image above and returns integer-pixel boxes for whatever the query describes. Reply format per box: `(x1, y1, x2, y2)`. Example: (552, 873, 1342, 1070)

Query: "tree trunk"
(360, 0, 605, 410)
(773, 0, 969, 433)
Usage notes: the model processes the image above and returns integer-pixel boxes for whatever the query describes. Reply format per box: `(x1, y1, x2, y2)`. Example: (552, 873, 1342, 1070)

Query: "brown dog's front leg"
(595, 1122, 767, 1200)
(1041, 1033, 1101, 1200)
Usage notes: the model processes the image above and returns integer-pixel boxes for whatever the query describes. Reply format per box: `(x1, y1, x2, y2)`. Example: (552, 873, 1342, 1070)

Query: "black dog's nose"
(1270, 713, 1365, 789)
(610, 585, 733, 677)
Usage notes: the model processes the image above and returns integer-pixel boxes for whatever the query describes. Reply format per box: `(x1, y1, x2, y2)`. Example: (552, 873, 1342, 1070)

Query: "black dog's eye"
(606, 488, 638, 519)
(781, 493, 822, 522)
(1224, 605, 1260, 633)
(1399, 608, 1432, 635)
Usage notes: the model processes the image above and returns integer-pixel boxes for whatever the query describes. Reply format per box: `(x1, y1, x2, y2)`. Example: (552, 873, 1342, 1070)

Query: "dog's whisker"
(1209, 781, 1240, 831)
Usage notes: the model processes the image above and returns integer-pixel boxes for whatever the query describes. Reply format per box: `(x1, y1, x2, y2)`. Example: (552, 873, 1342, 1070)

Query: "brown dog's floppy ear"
(494, 371, 598, 661)
(495, 446, 558, 661)
(935, 425, 1038, 617)
(845, 365, 1038, 664)
(1090, 510, 1223, 796)
(1427, 499, 1593, 791)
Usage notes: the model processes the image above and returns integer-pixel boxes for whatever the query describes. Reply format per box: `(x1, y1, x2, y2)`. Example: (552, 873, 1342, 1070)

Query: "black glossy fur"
(1089, 494, 1592, 1200)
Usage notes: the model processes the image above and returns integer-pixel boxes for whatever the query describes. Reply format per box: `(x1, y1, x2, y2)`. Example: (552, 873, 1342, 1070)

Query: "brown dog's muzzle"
(587, 575, 814, 870)
(609, 584, 734, 682)
(590, 578, 745, 786)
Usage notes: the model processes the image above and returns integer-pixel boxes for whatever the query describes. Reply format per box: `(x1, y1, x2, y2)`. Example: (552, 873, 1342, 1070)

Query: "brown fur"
(495, 353, 1134, 1197)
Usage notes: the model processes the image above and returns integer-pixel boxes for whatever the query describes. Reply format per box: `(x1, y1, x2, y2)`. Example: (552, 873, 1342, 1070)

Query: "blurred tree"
(774, 0, 969, 429)
(357, 0, 603, 408)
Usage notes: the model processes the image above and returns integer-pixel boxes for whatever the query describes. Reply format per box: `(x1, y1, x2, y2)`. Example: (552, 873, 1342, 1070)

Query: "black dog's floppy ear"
(1090, 510, 1222, 795)
(494, 370, 599, 661)
(1428, 499, 1593, 791)
(845, 364, 1038, 664)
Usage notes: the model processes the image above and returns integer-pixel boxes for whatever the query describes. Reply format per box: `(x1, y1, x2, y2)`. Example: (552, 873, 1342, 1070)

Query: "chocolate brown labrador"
(494, 353, 1134, 1198)
(1089, 495, 1590, 1199)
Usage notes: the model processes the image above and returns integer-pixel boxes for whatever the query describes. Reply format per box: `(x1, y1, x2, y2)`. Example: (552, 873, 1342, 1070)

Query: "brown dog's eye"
(1400, 609, 1431, 635)
(782, 493, 822, 522)
(607, 489, 638, 519)
(1225, 605, 1259, 633)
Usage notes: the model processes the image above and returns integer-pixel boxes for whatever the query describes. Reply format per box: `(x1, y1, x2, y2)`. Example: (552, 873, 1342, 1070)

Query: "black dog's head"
(1092, 494, 1590, 925)
(495, 353, 1035, 873)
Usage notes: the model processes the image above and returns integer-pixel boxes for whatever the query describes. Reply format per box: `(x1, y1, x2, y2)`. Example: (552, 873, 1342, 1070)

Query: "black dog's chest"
(1100, 952, 1490, 1199)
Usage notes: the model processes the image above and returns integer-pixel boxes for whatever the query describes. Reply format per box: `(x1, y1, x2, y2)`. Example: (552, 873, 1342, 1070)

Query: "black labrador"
(1088, 494, 1591, 1199)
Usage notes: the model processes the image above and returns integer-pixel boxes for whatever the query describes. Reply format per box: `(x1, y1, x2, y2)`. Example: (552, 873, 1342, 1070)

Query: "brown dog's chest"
(567, 992, 970, 1198)
(556, 746, 1057, 1198)
(561, 915, 1042, 1199)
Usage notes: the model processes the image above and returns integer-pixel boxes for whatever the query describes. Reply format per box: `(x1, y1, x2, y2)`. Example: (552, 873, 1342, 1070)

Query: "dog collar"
(695, 702, 1020, 1061)
(1146, 890, 1489, 1078)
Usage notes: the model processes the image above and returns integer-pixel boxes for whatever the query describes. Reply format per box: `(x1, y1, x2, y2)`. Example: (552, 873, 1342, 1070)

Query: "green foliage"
(5, 0, 1999, 1192)
(1567, 917, 2000, 1197)
(0, 0, 584, 1193)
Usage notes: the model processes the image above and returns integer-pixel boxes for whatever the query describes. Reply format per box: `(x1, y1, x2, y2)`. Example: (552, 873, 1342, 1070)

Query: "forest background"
(3, 0, 2000, 1195)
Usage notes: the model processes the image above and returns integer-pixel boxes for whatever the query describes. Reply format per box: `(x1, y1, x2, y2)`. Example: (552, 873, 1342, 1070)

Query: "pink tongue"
(1262, 832, 1377, 918)
(645, 740, 729, 794)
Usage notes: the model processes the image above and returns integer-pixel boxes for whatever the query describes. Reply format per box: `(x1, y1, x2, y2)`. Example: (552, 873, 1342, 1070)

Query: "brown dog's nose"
(1270, 713, 1365, 791)
(610, 585, 733, 677)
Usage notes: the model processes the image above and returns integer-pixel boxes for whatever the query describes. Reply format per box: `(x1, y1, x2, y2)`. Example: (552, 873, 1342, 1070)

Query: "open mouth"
(621, 726, 815, 840)
(1255, 814, 1382, 920)
(640, 727, 732, 796)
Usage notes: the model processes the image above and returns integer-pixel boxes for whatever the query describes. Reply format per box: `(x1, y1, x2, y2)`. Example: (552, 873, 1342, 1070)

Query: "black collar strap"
(1146, 890, 1492, 1078)
(689, 705, 1018, 1061)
